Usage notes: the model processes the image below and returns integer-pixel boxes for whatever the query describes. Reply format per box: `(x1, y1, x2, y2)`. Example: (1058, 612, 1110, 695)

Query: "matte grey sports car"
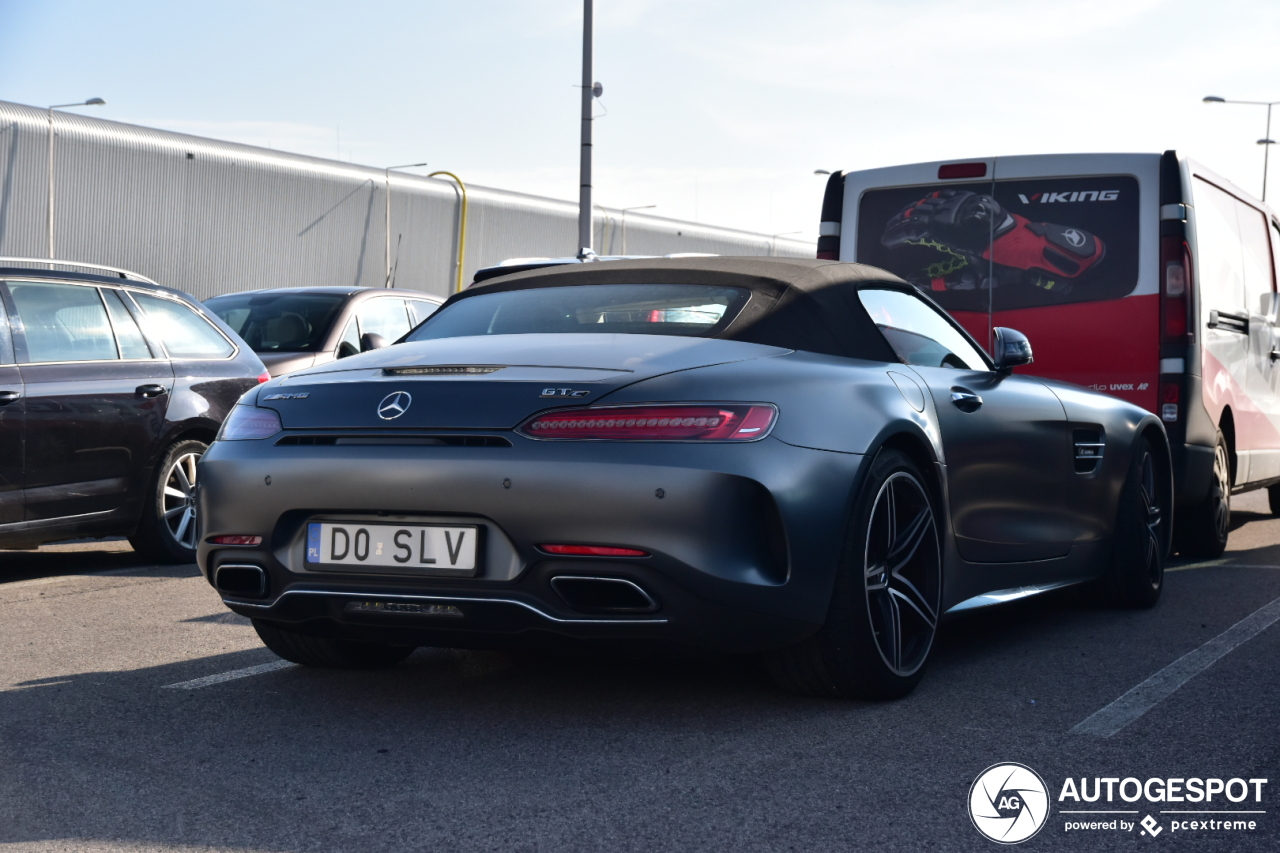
(197, 258, 1171, 699)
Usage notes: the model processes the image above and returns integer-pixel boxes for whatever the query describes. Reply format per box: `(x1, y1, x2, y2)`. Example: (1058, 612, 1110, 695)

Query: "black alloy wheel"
(130, 439, 208, 563)
(1177, 432, 1230, 558)
(765, 448, 942, 699)
(1101, 436, 1168, 608)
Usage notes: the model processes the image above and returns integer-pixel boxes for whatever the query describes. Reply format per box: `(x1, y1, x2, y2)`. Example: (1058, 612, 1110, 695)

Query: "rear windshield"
(405, 284, 750, 341)
(855, 175, 1140, 313)
(204, 292, 345, 352)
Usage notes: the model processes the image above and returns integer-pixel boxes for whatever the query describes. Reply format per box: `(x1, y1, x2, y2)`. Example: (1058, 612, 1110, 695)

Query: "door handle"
(950, 387, 983, 412)
(135, 384, 168, 398)
(0, 390, 20, 405)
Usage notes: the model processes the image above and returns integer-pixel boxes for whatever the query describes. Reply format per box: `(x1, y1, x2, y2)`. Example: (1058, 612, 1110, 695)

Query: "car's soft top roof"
(450, 257, 911, 361)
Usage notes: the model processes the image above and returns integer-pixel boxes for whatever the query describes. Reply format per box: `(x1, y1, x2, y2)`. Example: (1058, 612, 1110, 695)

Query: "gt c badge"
(541, 388, 590, 398)
(377, 391, 413, 420)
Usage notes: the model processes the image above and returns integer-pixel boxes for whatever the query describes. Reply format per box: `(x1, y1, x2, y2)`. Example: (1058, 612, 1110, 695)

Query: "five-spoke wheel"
(765, 448, 942, 700)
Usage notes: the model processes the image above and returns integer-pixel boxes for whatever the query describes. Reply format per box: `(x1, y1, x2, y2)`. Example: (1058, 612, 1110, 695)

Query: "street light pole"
(620, 205, 656, 254)
(46, 97, 105, 261)
(1203, 96, 1280, 201)
(385, 162, 427, 287)
(769, 231, 802, 257)
(578, 0, 594, 258)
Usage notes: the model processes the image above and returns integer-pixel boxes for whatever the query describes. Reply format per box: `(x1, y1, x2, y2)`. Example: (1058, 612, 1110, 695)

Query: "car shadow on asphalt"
(0, 542, 199, 584)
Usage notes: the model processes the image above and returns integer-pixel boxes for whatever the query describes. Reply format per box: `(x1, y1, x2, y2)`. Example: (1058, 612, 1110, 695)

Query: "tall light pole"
(578, 0, 602, 258)
(620, 205, 656, 254)
(385, 162, 427, 287)
(1203, 96, 1280, 201)
(47, 97, 105, 260)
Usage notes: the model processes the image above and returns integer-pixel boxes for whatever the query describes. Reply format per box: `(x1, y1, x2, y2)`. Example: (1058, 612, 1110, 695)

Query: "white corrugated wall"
(0, 101, 814, 301)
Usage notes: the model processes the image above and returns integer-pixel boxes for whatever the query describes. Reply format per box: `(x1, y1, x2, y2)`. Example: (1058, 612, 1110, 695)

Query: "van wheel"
(252, 620, 415, 669)
(1268, 484, 1280, 516)
(129, 439, 207, 563)
(1178, 433, 1230, 558)
(764, 448, 942, 700)
(1099, 437, 1167, 607)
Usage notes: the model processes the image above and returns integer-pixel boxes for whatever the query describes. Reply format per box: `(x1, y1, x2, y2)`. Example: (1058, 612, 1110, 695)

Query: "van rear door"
(843, 154, 1162, 413)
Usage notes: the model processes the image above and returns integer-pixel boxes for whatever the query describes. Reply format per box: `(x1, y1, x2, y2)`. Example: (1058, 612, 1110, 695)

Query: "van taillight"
(1161, 236, 1193, 342)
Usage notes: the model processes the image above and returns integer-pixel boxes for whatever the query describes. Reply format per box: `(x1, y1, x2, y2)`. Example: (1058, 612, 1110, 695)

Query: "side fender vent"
(1073, 429, 1105, 475)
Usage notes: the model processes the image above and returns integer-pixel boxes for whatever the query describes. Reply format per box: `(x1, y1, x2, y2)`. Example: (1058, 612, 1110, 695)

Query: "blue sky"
(2, 0, 1278, 241)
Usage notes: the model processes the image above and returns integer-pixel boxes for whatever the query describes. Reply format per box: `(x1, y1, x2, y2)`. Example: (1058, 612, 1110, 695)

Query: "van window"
(1237, 202, 1275, 314)
(856, 176, 1140, 313)
(1192, 179, 1247, 313)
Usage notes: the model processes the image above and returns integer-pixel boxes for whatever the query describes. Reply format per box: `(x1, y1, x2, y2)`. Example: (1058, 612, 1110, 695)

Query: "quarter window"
(130, 292, 235, 359)
(858, 288, 989, 370)
(407, 299, 439, 326)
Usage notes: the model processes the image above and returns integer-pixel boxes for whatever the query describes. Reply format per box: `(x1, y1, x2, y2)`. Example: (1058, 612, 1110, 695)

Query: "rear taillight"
(519, 404, 777, 442)
(218, 405, 283, 441)
(257, 371, 270, 384)
(1161, 236, 1194, 342)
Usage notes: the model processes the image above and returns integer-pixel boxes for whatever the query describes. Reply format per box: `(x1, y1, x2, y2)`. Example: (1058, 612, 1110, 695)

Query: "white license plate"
(306, 522, 478, 572)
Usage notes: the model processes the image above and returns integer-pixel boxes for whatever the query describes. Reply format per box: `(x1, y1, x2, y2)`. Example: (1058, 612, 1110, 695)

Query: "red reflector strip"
(938, 162, 987, 180)
(256, 371, 270, 384)
(539, 544, 649, 557)
(1162, 382, 1180, 404)
(520, 404, 777, 441)
(210, 535, 263, 546)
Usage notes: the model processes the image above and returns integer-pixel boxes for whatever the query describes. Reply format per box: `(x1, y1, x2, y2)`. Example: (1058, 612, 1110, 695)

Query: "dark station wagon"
(0, 259, 267, 561)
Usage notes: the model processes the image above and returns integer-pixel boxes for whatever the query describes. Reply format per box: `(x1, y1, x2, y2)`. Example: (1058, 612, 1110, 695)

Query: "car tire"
(1268, 484, 1280, 516)
(764, 448, 942, 700)
(1099, 437, 1168, 608)
(252, 620, 416, 669)
(1177, 432, 1230, 558)
(129, 439, 207, 564)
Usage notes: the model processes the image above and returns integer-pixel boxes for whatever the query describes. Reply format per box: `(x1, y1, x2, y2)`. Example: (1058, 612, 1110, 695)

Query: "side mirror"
(360, 332, 388, 352)
(992, 327, 1033, 372)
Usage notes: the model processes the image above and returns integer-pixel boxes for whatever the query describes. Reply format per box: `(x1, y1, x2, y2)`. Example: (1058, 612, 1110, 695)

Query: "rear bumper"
(197, 435, 866, 652)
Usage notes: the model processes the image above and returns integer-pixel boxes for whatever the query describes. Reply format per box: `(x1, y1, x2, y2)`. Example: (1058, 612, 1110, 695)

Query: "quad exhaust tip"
(214, 564, 268, 598)
(550, 576, 658, 614)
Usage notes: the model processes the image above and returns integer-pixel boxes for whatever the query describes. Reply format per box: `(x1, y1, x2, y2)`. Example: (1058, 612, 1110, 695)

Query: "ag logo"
(969, 763, 1049, 844)
(377, 391, 412, 420)
(1062, 228, 1086, 248)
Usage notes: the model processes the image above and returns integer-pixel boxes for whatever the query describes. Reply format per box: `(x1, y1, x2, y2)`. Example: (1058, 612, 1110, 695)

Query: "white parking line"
(162, 660, 294, 690)
(1071, 595, 1280, 737)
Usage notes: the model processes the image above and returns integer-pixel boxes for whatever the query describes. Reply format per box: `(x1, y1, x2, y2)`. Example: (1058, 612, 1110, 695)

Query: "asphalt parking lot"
(2, 495, 1278, 853)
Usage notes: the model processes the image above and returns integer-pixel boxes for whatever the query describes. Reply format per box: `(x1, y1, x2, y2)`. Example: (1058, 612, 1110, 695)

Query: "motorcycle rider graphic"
(880, 190, 1105, 295)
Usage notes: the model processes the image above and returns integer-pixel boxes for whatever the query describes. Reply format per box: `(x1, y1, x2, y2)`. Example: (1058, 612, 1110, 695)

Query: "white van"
(818, 152, 1280, 557)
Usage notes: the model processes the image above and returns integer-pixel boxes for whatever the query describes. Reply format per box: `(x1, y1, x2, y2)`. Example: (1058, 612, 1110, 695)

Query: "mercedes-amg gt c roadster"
(197, 258, 1170, 699)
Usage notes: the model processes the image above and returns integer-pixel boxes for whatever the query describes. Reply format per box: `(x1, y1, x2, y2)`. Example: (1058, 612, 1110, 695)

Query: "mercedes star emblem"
(377, 391, 412, 420)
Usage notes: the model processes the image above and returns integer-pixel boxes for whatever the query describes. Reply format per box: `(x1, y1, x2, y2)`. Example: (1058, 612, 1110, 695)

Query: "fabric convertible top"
(448, 257, 925, 363)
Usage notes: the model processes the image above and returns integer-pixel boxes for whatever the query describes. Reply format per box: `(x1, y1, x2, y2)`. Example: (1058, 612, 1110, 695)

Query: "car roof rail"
(0, 257, 159, 286)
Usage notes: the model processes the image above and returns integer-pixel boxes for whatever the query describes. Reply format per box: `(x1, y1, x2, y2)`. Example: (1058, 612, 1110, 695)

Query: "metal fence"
(0, 100, 814, 301)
